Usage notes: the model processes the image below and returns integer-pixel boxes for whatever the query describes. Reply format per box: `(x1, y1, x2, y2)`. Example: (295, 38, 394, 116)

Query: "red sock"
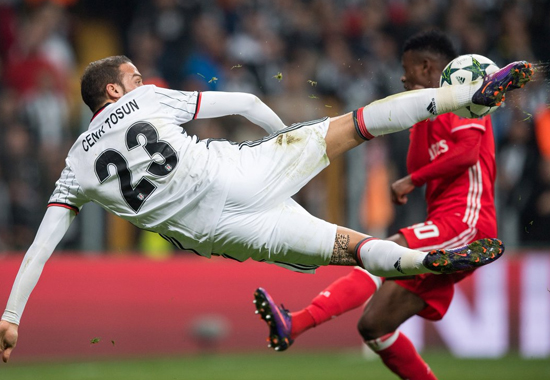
(367, 331, 437, 380)
(290, 268, 380, 339)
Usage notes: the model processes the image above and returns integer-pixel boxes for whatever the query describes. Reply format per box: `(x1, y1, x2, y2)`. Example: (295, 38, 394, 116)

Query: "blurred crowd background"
(0, 0, 549, 255)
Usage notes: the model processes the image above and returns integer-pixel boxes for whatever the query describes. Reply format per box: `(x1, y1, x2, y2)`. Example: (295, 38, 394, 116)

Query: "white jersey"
(49, 85, 235, 256)
(2, 87, 338, 326)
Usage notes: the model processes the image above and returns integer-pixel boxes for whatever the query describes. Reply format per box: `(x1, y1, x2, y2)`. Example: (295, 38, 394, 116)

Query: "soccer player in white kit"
(0, 55, 533, 362)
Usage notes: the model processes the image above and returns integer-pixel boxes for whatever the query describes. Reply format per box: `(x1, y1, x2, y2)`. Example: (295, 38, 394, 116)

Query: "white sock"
(365, 331, 400, 352)
(355, 81, 483, 139)
(356, 238, 432, 277)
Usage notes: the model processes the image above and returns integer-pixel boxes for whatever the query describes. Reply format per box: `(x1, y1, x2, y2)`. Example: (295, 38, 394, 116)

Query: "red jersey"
(407, 113, 497, 237)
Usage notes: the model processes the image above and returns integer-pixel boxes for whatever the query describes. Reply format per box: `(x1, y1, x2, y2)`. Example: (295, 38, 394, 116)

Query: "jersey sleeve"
(2, 207, 76, 325)
(48, 165, 89, 213)
(196, 91, 287, 134)
(153, 87, 201, 124)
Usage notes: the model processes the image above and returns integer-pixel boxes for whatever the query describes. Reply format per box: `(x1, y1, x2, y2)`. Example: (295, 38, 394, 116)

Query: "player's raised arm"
(196, 91, 287, 134)
(0, 206, 76, 363)
(409, 125, 484, 187)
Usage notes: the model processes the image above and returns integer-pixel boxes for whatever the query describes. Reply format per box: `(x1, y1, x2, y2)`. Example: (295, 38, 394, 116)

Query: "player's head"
(81, 55, 143, 113)
(401, 29, 457, 90)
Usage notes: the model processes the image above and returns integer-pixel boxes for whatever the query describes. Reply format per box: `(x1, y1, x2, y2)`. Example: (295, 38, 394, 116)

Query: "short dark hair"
(403, 29, 457, 63)
(80, 55, 132, 112)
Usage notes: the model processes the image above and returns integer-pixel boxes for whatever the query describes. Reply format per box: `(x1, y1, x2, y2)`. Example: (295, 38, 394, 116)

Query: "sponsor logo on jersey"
(428, 139, 449, 161)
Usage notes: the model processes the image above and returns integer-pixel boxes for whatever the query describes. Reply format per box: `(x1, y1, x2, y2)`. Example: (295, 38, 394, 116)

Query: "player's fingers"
(1, 335, 15, 363)
(2, 347, 11, 363)
(390, 187, 400, 204)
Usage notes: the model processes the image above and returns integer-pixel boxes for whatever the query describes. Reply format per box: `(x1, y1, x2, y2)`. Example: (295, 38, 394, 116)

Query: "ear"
(105, 83, 124, 101)
(422, 58, 433, 74)
(423, 58, 441, 86)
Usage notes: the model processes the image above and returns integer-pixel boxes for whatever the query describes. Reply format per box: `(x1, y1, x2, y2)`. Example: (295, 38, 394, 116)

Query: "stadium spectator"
(127, 0, 200, 88)
(0, 2, 75, 251)
(181, 13, 228, 91)
(520, 157, 550, 244)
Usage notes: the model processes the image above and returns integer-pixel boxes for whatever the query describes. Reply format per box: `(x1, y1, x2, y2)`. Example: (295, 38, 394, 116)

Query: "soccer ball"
(439, 54, 500, 118)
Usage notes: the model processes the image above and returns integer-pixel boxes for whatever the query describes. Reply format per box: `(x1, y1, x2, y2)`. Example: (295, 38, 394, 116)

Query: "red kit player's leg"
(366, 331, 437, 380)
(358, 278, 437, 380)
(253, 268, 381, 351)
(291, 267, 381, 339)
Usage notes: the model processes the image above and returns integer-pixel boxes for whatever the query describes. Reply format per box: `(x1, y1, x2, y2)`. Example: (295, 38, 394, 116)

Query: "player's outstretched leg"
(348, 61, 533, 143)
(354, 236, 504, 277)
(472, 61, 534, 107)
(253, 288, 293, 351)
(423, 238, 504, 274)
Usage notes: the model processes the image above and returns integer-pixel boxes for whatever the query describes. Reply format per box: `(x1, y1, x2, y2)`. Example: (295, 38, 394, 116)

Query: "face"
(400, 50, 433, 91)
(118, 62, 143, 94)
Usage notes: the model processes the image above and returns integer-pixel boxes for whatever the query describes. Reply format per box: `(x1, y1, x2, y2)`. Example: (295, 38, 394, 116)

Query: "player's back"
(65, 85, 234, 254)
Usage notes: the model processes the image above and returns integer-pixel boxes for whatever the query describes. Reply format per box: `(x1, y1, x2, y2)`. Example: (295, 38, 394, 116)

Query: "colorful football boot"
(472, 61, 534, 107)
(253, 287, 293, 351)
(423, 238, 504, 274)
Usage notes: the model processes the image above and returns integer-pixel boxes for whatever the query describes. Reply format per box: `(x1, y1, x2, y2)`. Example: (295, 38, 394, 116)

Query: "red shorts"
(395, 215, 494, 320)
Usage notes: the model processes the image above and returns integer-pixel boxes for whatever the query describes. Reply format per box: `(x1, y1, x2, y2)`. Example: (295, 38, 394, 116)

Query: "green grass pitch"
(2, 350, 549, 380)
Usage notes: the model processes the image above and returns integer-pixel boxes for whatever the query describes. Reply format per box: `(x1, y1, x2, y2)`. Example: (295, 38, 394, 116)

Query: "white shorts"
(210, 118, 337, 273)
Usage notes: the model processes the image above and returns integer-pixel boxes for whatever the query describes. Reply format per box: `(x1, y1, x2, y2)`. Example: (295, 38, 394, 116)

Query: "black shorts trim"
(205, 117, 329, 149)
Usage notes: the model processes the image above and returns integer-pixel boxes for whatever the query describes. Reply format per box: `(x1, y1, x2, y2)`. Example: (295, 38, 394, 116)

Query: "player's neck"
(91, 102, 113, 120)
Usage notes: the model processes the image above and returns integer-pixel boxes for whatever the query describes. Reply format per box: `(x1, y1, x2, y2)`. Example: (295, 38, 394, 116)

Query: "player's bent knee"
(357, 318, 376, 340)
(357, 314, 387, 341)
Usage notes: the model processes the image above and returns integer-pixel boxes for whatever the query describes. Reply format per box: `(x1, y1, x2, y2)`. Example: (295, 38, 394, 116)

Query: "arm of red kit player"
(410, 127, 483, 187)
(391, 175, 416, 205)
(196, 91, 287, 134)
(0, 206, 76, 362)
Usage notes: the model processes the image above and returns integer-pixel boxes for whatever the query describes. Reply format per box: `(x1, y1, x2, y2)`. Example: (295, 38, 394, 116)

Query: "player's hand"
(0, 320, 18, 363)
(391, 175, 415, 205)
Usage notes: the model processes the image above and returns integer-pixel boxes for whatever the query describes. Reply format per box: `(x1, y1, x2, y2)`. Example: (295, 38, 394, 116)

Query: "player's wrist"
(1, 311, 20, 326)
(0, 320, 19, 333)
(409, 173, 423, 187)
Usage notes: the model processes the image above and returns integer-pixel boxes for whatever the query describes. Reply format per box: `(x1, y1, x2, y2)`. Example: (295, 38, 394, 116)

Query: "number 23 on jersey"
(94, 121, 179, 213)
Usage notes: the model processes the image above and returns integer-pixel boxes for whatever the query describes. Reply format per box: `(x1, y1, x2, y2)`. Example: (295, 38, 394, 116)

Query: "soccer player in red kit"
(254, 30, 498, 380)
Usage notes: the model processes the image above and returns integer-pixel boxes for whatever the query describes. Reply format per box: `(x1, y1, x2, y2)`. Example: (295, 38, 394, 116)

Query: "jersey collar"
(91, 102, 113, 121)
